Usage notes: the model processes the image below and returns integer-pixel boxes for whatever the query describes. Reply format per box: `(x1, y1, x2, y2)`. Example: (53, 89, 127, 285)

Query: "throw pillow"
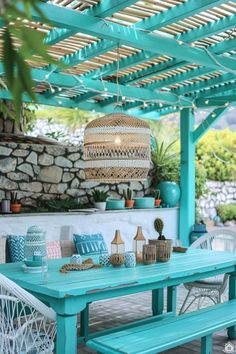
(47, 241, 62, 259)
(73, 233, 108, 257)
(7, 235, 25, 263)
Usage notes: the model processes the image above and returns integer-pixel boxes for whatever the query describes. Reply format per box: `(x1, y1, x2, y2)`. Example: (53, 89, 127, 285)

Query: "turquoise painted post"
(201, 335, 212, 354)
(179, 108, 195, 246)
(152, 289, 164, 316)
(227, 270, 236, 339)
(56, 314, 77, 354)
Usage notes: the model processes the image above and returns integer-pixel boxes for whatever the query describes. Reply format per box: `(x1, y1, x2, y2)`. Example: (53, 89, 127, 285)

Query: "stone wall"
(0, 142, 151, 207)
(198, 181, 236, 219)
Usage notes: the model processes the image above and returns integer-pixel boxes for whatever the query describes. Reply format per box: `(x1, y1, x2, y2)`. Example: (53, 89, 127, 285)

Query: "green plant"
(151, 139, 180, 186)
(154, 218, 166, 240)
(123, 188, 133, 200)
(10, 192, 19, 204)
(2, 1, 62, 118)
(36, 197, 84, 212)
(151, 189, 160, 199)
(216, 204, 236, 223)
(195, 163, 207, 199)
(92, 189, 109, 203)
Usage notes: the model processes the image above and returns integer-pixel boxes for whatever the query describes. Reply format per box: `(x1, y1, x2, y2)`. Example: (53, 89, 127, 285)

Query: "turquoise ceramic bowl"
(24, 259, 43, 267)
(106, 199, 125, 210)
(134, 197, 155, 209)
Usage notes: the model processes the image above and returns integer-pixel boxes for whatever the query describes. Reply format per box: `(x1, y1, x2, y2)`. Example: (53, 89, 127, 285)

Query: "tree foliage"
(196, 129, 236, 181)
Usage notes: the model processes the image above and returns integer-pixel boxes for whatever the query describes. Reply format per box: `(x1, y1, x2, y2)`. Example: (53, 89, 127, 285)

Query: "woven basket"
(149, 239, 172, 262)
(84, 113, 150, 182)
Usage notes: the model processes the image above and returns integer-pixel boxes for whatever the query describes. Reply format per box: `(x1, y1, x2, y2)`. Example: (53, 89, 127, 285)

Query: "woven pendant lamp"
(83, 112, 151, 182)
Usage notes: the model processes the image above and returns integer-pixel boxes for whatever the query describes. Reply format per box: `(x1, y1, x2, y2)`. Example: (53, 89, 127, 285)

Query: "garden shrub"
(216, 204, 236, 222)
(196, 129, 236, 181)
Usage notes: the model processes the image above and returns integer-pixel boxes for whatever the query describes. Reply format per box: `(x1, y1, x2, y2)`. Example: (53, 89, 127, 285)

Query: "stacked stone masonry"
(198, 181, 236, 219)
(0, 143, 151, 206)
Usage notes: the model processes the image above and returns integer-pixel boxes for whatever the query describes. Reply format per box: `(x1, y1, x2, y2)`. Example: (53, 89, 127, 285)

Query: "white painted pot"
(94, 202, 106, 210)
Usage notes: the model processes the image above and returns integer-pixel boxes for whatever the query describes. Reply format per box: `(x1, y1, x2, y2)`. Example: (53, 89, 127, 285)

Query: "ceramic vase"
(157, 181, 180, 207)
(124, 252, 136, 268)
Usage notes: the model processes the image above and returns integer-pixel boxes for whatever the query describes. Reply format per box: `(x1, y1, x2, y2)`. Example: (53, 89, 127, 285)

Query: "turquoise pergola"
(1, 0, 236, 245)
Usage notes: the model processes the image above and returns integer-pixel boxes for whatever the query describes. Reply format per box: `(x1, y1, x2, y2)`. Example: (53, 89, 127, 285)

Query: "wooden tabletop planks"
(0, 249, 236, 298)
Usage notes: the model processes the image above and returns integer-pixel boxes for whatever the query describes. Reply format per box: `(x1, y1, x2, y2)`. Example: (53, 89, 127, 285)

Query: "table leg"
(152, 289, 164, 316)
(56, 314, 78, 354)
(80, 304, 89, 341)
(227, 271, 236, 340)
(167, 286, 177, 314)
(201, 335, 212, 354)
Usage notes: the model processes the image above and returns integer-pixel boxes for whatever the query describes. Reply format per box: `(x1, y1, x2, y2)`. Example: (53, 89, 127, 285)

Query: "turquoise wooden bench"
(87, 299, 236, 354)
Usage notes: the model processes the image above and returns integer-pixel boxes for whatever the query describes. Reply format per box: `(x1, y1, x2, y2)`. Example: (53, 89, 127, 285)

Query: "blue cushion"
(73, 233, 108, 257)
(7, 235, 25, 263)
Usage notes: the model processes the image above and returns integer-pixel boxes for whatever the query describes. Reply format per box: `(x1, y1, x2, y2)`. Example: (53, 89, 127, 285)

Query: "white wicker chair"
(179, 229, 236, 314)
(0, 273, 56, 354)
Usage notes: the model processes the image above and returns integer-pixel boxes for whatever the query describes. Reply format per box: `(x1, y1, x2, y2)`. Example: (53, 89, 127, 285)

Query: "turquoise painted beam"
(44, 0, 137, 46)
(85, 0, 137, 17)
(174, 72, 236, 96)
(84, 10, 236, 81)
(192, 107, 227, 143)
(196, 81, 236, 99)
(179, 108, 195, 246)
(0, 60, 190, 106)
(30, 3, 236, 73)
(120, 36, 236, 85)
(195, 96, 236, 107)
(101, 39, 236, 109)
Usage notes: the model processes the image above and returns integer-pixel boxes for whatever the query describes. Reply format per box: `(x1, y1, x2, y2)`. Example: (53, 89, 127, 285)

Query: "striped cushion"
(73, 233, 108, 257)
(47, 241, 62, 259)
(7, 235, 25, 263)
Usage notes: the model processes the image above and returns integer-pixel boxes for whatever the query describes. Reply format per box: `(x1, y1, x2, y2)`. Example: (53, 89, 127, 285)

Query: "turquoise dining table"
(0, 249, 236, 354)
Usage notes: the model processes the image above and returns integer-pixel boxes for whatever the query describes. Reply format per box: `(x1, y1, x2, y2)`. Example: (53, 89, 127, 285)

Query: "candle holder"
(143, 245, 156, 265)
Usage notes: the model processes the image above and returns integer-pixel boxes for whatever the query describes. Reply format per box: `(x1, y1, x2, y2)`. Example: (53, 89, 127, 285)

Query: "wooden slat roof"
(0, 0, 236, 116)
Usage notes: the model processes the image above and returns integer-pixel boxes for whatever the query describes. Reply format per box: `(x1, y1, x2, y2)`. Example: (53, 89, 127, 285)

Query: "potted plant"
(152, 139, 180, 207)
(190, 203, 207, 243)
(91, 189, 109, 210)
(10, 192, 22, 213)
(123, 188, 134, 208)
(151, 189, 161, 207)
(149, 218, 172, 262)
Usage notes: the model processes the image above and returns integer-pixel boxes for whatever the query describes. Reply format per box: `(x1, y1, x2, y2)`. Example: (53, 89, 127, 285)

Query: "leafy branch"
(2, 0, 62, 118)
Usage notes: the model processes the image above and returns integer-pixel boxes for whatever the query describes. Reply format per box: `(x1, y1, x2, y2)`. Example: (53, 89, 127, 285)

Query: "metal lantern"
(133, 226, 146, 262)
(111, 230, 125, 254)
(83, 113, 151, 182)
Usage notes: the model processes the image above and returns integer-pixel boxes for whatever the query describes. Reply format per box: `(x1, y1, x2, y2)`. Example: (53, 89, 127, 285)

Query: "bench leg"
(167, 286, 177, 314)
(80, 304, 89, 341)
(201, 335, 212, 354)
(152, 288, 164, 316)
(228, 271, 236, 340)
